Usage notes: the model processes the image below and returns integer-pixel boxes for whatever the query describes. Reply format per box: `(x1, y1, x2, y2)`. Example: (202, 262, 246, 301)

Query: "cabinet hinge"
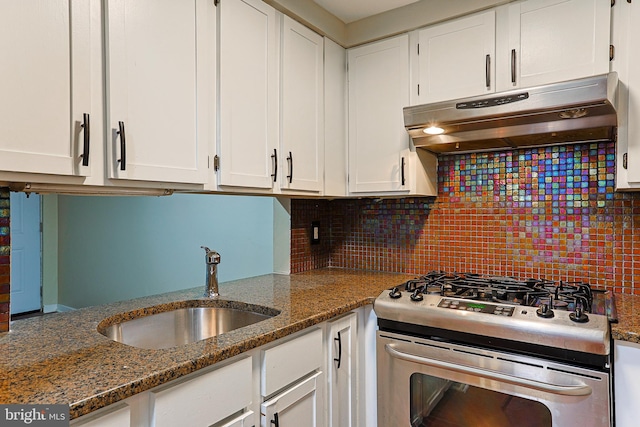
(623, 153, 628, 169)
(213, 155, 220, 171)
(610, 45, 615, 61)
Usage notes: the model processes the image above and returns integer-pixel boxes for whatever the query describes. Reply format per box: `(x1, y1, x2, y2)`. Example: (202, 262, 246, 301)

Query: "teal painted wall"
(57, 194, 275, 308)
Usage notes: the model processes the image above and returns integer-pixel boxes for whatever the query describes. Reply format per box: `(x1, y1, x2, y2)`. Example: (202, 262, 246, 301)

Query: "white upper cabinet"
(105, 0, 210, 185)
(0, 0, 92, 177)
(280, 16, 324, 193)
(416, 11, 496, 104)
(348, 35, 410, 194)
(218, 0, 278, 190)
(497, 0, 611, 92)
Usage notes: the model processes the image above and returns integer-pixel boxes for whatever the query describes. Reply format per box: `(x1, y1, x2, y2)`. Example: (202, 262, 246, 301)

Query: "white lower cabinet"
(614, 340, 640, 427)
(261, 372, 323, 427)
(219, 410, 255, 427)
(71, 404, 130, 427)
(327, 313, 357, 427)
(150, 356, 252, 427)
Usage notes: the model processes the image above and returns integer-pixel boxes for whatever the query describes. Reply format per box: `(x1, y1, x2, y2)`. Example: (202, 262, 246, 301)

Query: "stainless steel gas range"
(373, 272, 616, 427)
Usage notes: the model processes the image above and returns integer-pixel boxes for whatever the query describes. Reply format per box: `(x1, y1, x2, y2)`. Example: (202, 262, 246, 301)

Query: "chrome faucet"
(201, 246, 221, 298)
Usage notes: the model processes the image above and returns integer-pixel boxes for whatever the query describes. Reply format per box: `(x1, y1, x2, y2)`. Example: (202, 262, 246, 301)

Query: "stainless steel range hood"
(404, 72, 618, 154)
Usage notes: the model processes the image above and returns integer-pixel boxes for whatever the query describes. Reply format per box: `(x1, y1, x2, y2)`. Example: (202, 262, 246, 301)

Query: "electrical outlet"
(311, 221, 320, 245)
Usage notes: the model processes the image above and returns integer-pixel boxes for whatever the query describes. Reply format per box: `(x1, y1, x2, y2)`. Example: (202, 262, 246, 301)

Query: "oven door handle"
(384, 344, 592, 396)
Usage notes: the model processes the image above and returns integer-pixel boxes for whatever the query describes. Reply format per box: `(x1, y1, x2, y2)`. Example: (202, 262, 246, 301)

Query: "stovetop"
(374, 272, 614, 357)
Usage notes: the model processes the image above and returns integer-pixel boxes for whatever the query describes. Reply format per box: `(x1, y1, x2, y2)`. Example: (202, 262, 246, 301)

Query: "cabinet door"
(280, 16, 324, 193)
(327, 313, 357, 427)
(417, 10, 495, 104)
(105, 0, 209, 184)
(502, 0, 610, 91)
(261, 372, 322, 427)
(219, 410, 254, 427)
(0, 0, 91, 177)
(218, 0, 278, 189)
(614, 340, 640, 427)
(347, 35, 410, 194)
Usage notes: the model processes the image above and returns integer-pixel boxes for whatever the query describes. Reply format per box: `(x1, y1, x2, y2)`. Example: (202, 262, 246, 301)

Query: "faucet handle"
(201, 246, 221, 264)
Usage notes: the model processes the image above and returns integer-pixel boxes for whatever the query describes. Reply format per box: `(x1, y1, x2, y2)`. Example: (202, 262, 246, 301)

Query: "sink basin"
(98, 301, 279, 350)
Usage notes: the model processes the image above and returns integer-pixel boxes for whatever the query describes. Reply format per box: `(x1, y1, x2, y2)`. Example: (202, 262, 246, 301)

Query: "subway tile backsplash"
(291, 142, 639, 293)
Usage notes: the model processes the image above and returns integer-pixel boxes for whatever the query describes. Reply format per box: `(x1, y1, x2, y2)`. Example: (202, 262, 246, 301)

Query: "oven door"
(377, 331, 610, 427)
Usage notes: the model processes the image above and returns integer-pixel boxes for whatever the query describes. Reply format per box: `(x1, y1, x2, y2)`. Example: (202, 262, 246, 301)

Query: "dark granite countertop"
(612, 293, 640, 343)
(0, 268, 412, 419)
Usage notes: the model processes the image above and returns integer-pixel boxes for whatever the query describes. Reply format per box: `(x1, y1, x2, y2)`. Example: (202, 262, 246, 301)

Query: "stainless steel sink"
(99, 302, 279, 350)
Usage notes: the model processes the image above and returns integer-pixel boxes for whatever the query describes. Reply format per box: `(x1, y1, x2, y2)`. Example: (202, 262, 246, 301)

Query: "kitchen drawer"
(261, 328, 323, 397)
(71, 404, 130, 427)
(151, 356, 252, 427)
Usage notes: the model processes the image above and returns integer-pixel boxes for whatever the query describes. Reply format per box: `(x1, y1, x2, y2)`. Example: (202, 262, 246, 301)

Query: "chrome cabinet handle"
(485, 54, 491, 89)
(117, 121, 126, 171)
(334, 331, 342, 369)
(271, 149, 278, 182)
(81, 113, 90, 167)
(384, 344, 592, 396)
(401, 157, 406, 186)
(511, 49, 516, 84)
(286, 151, 293, 183)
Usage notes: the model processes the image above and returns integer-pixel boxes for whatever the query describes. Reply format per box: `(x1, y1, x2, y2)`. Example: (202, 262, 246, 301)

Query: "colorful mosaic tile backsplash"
(0, 188, 10, 332)
(291, 142, 639, 294)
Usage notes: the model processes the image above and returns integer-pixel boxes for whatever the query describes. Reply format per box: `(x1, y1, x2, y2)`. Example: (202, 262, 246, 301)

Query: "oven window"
(409, 373, 552, 427)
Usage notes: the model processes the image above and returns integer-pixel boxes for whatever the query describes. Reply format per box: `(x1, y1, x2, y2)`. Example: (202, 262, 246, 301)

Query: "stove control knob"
(570, 306, 589, 323)
(410, 289, 424, 302)
(389, 287, 402, 299)
(536, 303, 554, 318)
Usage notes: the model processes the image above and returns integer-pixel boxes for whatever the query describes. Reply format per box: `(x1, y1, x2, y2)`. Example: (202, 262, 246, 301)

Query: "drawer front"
(152, 357, 252, 427)
(261, 328, 323, 396)
(72, 404, 130, 427)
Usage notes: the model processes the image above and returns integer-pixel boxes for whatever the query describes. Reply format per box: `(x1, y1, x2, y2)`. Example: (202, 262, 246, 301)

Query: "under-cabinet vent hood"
(404, 72, 618, 154)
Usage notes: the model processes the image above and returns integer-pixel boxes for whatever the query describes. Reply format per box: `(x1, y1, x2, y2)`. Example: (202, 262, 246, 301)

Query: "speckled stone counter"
(612, 293, 640, 343)
(0, 268, 412, 419)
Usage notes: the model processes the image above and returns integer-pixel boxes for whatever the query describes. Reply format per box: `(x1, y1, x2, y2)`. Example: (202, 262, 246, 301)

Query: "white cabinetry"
(280, 16, 324, 193)
(612, 0, 640, 190)
(151, 356, 253, 427)
(71, 404, 130, 427)
(496, 0, 610, 92)
(614, 340, 640, 427)
(104, 0, 210, 185)
(217, 0, 278, 190)
(348, 35, 437, 196)
(327, 313, 357, 427)
(0, 0, 92, 178)
(416, 11, 496, 104)
(261, 328, 324, 427)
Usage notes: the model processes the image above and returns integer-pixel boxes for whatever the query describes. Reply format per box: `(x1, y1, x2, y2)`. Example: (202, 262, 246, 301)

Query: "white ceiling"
(312, 0, 421, 23)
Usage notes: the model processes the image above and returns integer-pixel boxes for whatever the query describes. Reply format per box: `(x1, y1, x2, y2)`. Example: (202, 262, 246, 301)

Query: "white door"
(10, 193, 41, 315)
(348, 35, 410, 194)
(501, 0, 610, 91)
(261, 372, 322, 427)
(280, 16, 324, 193)
(327, 313, 358, 427)
(417, 10, 496, 104)
(218, 0, 278, 189)
(105, 0, 209, 184)
(0, 0, 92, 177)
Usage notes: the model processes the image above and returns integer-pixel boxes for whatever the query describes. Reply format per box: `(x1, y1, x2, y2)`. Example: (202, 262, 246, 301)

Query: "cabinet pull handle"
(81, 113, 90, 166)
(485, 54, 491, 89)
(511, 49, 516, 84)
(271, 412, 279, 427)
(117, 121, 127, 171)
(334, 331, 342, 369)
(401, 157, 406, 186)
(271, 149, 278, 182)
(286, 151, 293, 183)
